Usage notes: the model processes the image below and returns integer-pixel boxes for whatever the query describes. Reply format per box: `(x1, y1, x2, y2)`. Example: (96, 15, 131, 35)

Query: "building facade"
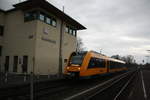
(0, 0, 86, 75)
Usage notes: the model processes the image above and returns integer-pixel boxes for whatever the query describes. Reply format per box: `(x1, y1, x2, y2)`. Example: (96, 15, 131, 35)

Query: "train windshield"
(70, 55, 83, 65)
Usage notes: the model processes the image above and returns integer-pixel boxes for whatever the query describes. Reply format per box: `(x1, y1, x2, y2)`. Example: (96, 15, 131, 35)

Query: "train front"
(64, 52, 87, 78)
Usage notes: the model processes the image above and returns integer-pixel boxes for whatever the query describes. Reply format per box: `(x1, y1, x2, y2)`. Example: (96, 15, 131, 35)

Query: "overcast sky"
(1, 0, 150, 63)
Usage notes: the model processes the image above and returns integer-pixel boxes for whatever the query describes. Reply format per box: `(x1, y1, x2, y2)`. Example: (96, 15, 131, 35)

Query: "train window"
(114, 62, 118, 68)
(109, 61, 125, 69)
(118, 63, 121, 67)
(121, 63, 125, 67)
(88, 58, 96, 68)
(70, 55, 83, 65)
(97, 59, 105, 68)
(109, 61, 115, 69)
(109, 61, 112, 69)
(88, 58, 105, 68)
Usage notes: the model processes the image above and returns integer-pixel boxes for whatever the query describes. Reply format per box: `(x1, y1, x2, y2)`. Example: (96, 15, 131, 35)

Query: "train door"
(22, 56, 28, 73)
(107, 60, 110, 72)
(5, 56, 9, 72)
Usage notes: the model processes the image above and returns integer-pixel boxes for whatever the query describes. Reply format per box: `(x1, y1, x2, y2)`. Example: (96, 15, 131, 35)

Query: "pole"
(30, 57, 35, 100)
(58, 21, 63, 77)
(100, 48, 102, 54)
(146, 50, 150, 64)
(63, 6, 64, 12)
(58, 6, 64, 77)
(30, 72, 34, 100)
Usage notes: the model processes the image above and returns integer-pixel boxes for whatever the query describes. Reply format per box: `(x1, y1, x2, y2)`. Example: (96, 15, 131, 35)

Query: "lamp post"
(145, 56, 150, 64)
(147, 50, 150, 52)
(100, 48, 102, 54)
(146, 50, 150, 65)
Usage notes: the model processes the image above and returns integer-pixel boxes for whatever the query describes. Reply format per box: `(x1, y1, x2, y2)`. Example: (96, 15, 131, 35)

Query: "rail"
(64, 70, 137, 100)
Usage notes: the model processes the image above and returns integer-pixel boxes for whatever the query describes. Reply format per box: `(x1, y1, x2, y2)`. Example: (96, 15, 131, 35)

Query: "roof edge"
(13, 0, 86, 30)
(0, 9, 5, 13)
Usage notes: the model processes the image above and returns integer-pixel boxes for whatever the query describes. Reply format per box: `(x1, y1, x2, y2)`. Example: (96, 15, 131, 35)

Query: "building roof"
(0, 9, 5, 13)
(13, 0, 86, 30)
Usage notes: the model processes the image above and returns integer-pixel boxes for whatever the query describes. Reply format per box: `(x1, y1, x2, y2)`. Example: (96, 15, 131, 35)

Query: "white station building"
(0, 0, 86, 75)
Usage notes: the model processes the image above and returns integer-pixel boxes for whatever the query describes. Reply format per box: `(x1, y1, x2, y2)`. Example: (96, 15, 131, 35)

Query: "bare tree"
(121, 55, 135, 64)
(76, 37, 86, 52)
(111, 55, 121, 60)
(111, 54, 135, 64)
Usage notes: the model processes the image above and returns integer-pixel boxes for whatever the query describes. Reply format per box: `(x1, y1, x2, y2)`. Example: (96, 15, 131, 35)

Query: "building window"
(46, 17, 51, 25)
(52, 19, 57, 27)
(0, 46, 2, 56)
(5, 56, 9, 72)
(39, 13, 45, 21)
(73, 30, 76, 36)
(22, 56, 28, 73)
(66, 26, 77, 37)
(69, 29, 72, 35)
(24, 11, 38, 22)
(24, 11, 57, 27)
(39, 12, 57, 27)
(0, 25, 4, 36)
(65, 26, 69, 33)
(13, 56, 18, 72)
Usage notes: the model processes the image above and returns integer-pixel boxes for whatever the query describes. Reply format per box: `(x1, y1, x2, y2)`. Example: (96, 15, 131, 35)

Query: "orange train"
(64, 51, 127, 78)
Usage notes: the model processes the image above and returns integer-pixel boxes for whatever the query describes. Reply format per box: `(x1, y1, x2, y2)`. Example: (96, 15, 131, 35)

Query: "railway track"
(0, 70, 137, 100)
(64, 70, 137, 100)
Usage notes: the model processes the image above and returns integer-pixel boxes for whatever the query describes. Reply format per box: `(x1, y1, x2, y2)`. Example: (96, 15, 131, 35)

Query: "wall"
(0, 11, 5, 48)
(0, 11, 5, 72)
(62, 28, 77, 71)
(34, 20, 60, 75)
(1, 10, 37, 73)
(35, 20, 77, 75)
(0, 10, 77, 75)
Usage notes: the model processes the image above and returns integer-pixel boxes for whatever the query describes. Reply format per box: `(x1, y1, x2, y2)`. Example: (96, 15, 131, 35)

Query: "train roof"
(89, 51, 126, 64)
(71, 51, 125, 64)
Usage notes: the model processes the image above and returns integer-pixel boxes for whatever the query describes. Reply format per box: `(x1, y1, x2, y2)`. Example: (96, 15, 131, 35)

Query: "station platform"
(0, 72, 62, 88)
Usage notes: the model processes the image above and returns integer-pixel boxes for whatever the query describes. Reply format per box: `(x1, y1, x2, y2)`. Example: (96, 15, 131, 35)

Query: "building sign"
(43, 28, 49, 35)
(41, 36, 56, 44)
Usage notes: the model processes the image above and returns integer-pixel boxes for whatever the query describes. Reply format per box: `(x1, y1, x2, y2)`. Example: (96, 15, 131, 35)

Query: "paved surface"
(0, 72, 61, 88)
(127, 68, 150, 100)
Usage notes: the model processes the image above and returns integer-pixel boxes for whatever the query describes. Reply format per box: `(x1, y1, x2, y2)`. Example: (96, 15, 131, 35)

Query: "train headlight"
(67, 67, 69, 70)
(78, 67, 80, 70)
